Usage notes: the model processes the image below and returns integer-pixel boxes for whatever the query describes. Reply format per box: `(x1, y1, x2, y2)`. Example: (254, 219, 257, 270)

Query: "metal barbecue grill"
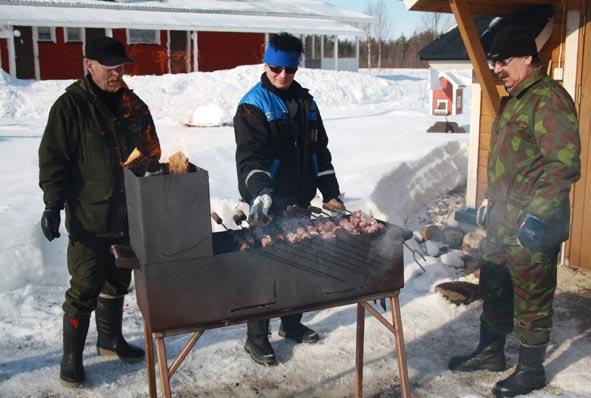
(113, 165, 412, 398)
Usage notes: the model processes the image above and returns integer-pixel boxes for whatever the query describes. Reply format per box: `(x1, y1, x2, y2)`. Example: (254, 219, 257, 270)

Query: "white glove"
(249, 192, 272, 224)
(476, 199, 488, 227)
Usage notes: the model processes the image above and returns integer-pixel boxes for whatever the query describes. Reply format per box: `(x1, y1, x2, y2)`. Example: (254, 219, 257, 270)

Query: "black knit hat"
(85, 37, 132, 66)
(488, 25, 537, 62)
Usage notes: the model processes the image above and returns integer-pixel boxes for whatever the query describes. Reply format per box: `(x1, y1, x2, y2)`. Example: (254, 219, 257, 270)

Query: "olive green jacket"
(485, 68, 581, 246)
(39, 76, 161, 237)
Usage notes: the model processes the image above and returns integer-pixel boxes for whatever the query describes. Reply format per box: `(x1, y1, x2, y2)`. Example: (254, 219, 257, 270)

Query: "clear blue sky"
(326, 0, 426, 39)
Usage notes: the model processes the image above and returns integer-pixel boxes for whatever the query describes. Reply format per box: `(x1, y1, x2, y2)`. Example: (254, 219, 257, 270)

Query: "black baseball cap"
(488, 25, 537, 62)
(85, 37, 132, 67)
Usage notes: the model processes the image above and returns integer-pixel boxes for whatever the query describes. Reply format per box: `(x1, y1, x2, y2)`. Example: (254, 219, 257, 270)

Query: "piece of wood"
(449, 0, 500, 115)
(355, 303, 365, 398)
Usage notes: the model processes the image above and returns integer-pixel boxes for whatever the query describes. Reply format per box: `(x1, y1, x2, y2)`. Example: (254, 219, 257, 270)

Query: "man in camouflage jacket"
(448, 25, 580, 398)
(38, 37, 161, 388)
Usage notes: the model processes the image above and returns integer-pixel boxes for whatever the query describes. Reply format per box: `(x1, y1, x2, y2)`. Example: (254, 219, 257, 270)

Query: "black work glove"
(517, 213, 546, 252)
(41, 205, 61, 241)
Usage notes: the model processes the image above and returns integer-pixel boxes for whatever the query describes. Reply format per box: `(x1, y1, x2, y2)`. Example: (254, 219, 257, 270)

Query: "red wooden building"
(0, 0, 370, 80)
(430, 71, 464, 116)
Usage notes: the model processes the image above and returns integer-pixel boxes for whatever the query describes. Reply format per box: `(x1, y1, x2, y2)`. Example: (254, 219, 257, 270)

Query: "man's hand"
(476, 199, 488, 227)
(41, 205, 61, 241)
(517, 213, 546, 251)
(249, 189, 272, 225)
(323, 198, 345, 212)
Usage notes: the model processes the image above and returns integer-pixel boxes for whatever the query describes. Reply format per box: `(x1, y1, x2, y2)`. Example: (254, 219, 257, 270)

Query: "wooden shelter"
(405, 0, 591, 271)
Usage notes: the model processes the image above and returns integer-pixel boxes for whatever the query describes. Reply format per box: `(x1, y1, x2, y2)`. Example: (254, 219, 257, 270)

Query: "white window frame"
(65, 27, 83, 43)
(127, 29, 160, 45)
(36, 26, 56, 42)
(434, 99, 449, 115)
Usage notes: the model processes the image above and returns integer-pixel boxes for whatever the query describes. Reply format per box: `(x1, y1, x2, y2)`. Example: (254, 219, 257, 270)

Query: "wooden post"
(144, 321, 157, 398)
(448, 0, 500, 115)
(391, 294, 410, 398)
(155, 335, 171, 398)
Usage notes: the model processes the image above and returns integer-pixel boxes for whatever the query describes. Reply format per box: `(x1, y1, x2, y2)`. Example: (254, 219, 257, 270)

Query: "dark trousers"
(63, 236, 131, 316)
(247, 313, 303, 340)
(480, 239, 559, 346)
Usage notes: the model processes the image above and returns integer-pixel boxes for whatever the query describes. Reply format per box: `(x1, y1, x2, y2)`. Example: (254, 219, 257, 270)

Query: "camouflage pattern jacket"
(39, 76, 161, 237)
(485, 68, 580, 246)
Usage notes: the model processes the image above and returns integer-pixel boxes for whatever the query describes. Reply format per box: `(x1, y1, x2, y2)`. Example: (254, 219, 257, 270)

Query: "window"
(65, 27, 82, 42)
(434, 99, 448, 115)
(128, 29, 159, 44)
(37, 27, 53, 42)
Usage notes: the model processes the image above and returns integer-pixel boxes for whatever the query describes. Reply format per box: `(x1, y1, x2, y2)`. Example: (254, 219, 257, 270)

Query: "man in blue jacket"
(234, 32, 344, 365)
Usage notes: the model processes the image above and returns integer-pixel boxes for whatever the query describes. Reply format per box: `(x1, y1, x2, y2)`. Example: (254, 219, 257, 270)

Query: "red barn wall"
(198, 32, 264, 72)
(0, 38, 8, 73)
(117, 29, 169, 76)
(38, 27, 84, 80)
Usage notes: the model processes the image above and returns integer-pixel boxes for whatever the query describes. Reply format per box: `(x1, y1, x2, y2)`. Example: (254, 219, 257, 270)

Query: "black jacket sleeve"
(234, 103, 273, 199)
(38, 96, 76, 208)
(315, 108, 340, 202)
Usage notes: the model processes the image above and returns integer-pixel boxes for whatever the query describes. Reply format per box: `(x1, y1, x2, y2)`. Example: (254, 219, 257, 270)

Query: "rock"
(425, 240, 448, 257)
(462, 229, 486, 252)
(420, 224, 443, 242)
(435, 281, 480, 305)
(440, 249, 465, 268)
(442, 226, 464, 249)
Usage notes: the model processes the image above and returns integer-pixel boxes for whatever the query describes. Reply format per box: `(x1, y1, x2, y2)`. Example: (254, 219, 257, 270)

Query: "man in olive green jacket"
(38, 37, 161, 388)
(448, 26, 581, 398)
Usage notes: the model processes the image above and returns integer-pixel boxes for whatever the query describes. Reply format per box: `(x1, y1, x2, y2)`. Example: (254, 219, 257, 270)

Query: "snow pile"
(371, 140, 468, 226)
(190, 103, 232, 127)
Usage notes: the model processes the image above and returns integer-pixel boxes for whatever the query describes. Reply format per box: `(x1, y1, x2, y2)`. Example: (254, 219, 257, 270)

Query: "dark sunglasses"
(268, 65, 298, 74)
(489, 57, 514, 68)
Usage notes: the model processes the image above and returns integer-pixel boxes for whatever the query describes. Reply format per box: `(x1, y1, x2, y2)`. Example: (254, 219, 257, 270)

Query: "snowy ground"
(0, 66, 589, 397)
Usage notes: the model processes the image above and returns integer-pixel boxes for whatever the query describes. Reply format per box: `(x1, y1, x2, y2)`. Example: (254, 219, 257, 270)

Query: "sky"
(326, 0, 430, 39)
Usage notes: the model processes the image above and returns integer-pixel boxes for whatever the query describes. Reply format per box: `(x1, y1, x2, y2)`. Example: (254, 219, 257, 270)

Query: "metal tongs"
(402, 237, 427, 273)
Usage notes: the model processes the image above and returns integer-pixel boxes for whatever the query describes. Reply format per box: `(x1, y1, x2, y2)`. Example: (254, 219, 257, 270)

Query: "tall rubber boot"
(492, 344, 546, 397)
(60, 314, 90, 388)
(448, 324, 506, 372)
(244, 319, 277, 366)
(96, 296, 144, 362)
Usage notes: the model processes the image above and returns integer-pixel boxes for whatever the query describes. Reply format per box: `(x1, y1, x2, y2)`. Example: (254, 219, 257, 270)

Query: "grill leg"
(391, 293, 410, 398)
(144, 321, 157, 398)
(155, 335, 171, 398)
(355, 303, 365, 398)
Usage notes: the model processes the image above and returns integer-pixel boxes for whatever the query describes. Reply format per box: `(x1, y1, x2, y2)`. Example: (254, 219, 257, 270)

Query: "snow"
(1, 66, 589, 397)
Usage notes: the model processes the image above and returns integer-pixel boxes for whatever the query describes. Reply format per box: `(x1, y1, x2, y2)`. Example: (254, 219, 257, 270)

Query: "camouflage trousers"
(479, 238, 559, 346)
(63, 235, 131, 316)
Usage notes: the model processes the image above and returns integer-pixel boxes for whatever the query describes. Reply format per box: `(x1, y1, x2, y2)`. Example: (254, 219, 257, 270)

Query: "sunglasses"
(489, 57, 514, 68)
(268, 65, 298, 74)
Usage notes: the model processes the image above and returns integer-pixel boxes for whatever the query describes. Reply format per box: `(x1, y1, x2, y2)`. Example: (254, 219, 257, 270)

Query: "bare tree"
(366, 0, 392, 69)
(420, 12, 453, 40)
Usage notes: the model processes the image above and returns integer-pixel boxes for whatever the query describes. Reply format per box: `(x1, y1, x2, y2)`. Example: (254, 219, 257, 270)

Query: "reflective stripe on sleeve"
(317, 169, 335, 177)
(245, 169, 272, 187)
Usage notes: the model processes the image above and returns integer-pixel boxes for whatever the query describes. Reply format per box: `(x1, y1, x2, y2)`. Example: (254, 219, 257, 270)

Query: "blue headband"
(263, 44, 301, 68)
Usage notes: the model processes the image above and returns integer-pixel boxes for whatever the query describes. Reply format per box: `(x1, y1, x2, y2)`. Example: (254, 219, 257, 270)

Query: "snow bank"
(371, 140, 468, 226)
(0, 66, 430, 125)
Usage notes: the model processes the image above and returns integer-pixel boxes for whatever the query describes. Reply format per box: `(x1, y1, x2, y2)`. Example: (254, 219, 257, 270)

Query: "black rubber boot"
(492, 344, 546, 397)
(448, 324, 506, 372)
(278, 315, 319, 344)
(60, 314, 90, 388)
(244, 319, 277, 366)
(96, 296, 144, 362)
